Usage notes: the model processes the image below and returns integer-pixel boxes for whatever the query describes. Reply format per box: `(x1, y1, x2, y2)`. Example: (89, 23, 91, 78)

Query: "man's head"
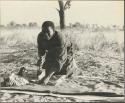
(42, 21, 55, 40)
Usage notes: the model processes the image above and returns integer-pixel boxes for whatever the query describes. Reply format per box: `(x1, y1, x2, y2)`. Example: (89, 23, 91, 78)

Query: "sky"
(0, 0, 124, 26)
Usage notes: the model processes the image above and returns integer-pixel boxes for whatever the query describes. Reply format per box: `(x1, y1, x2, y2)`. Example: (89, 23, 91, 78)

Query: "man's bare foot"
(37, 77, 49, 85)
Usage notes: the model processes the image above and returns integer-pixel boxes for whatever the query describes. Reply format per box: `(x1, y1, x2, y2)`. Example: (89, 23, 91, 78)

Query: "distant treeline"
(68, 22, 124, 32)
(0, 21, 124, 32)
(0, 21, 39, 29)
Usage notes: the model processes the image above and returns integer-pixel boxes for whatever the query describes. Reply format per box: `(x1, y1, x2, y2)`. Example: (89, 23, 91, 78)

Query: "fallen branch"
(1, 85, 123, 97)
(0, 89, 124, 102)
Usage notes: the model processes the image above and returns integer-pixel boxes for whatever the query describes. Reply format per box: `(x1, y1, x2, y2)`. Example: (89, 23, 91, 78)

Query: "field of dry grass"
(0, 27, 124, 53)
(0, 27, 124, 102)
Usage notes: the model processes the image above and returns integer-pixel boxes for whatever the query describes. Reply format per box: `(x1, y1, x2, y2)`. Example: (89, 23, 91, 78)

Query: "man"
(37, 21, 75, 85)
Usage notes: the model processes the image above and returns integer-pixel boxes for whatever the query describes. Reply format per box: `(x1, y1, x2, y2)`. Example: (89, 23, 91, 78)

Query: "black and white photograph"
(0, 0, 124, 102)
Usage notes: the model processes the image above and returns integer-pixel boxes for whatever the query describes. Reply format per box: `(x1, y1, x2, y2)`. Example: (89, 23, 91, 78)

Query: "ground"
(0, 28, 124, 102)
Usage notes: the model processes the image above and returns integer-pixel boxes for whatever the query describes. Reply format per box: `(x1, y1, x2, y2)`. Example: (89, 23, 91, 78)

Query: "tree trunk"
(59, 10, 65, 29)
(58, 0, 65, 29)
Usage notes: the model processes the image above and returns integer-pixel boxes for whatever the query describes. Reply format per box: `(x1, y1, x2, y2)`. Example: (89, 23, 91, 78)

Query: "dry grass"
(0, 27, 124, 53)
(0, 28, 39, 49)
(0, 27, 124, 80)
(62, 28, 124, 53)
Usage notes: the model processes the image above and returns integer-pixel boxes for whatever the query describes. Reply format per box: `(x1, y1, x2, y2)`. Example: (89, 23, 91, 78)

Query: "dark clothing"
(37, 31, 74, 75)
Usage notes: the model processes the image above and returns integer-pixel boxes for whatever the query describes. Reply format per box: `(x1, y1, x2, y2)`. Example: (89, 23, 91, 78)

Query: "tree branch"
(56, 8, 60, 12)
(64, 0, 71, 10)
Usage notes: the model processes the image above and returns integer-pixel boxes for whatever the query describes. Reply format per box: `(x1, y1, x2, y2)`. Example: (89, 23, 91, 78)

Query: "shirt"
(37, 31, 72, 72)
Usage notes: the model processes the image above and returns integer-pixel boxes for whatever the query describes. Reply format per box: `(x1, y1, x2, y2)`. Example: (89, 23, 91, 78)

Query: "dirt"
(0, 47, 124, 102)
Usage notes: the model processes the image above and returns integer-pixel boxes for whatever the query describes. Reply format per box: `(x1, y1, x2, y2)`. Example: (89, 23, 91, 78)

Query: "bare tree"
(57, 0, 71, 29)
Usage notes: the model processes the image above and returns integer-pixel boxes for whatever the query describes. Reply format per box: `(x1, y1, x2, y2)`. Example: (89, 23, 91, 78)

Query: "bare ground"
(0, 46, 124, 102)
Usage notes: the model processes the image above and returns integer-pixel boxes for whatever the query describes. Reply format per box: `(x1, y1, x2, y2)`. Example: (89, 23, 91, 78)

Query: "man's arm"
(37, 33, 46, 66)
(38, 46, 45, 60)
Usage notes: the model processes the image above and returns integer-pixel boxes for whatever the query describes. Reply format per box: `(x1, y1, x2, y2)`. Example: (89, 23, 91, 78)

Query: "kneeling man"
(37, 21, 77, 85)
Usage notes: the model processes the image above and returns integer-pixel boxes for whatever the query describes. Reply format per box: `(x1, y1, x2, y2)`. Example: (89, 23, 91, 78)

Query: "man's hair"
(42, 21, 55, 30)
